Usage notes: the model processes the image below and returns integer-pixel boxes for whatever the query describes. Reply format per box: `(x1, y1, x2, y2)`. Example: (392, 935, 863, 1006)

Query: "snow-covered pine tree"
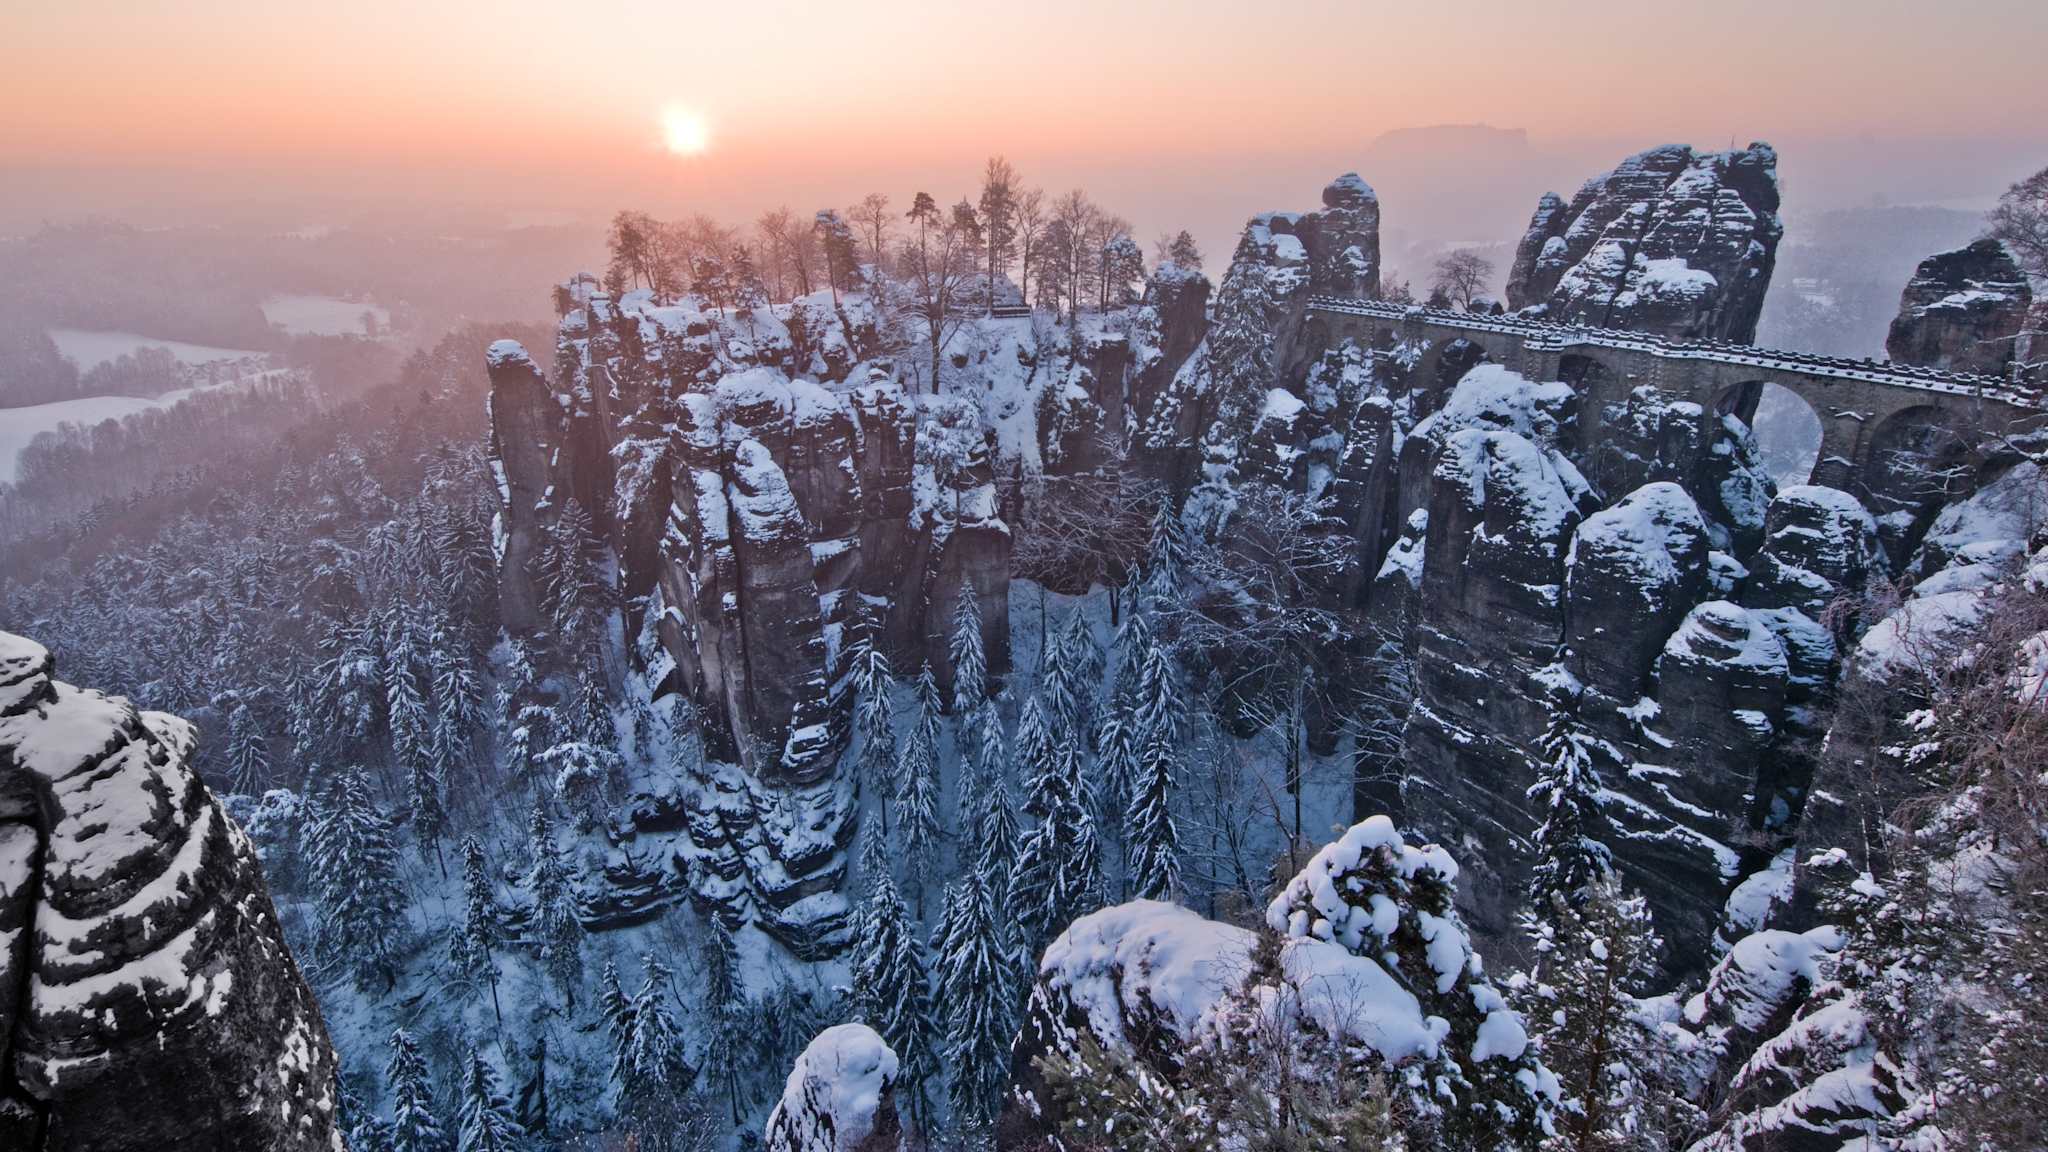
(849, 867, 939, 1132)
(408, 750, 449, 877)
(1129, 612, 1185, 753)
(539, 498, 607, 650)
(1522, 872, 1664, 1152)
(950, 581, 987, 711)
(1525, 688, 1611, 923)
(1014, 728, 1102, 948)
(701, 913, 749, 1123)
(568, 666, 616, 749)
(304, 763, 407, 988)
(456, 1048, 525, 1152)
(899, 663, 943, 910)
(1094, 696, 1141, 851)
(938, 866, 1021, 1131)
(968, 710, 1021, 905)
(598, 959, 634, 1053)
(1141, 498, 1189, 603)
(1055, 609, 1104, 739)
(851, 630, 898, 832)
(386, 1028, 447, 1152)
(1126, 729, 1181, 901)
(523, 799, 584, 1005)
(449, 835, 504, 1025)
(386, 644, 433, 780)
(1040, 616, 1087, 741)
(226, 701, 270, 795)
(612, 953, 697, 1149)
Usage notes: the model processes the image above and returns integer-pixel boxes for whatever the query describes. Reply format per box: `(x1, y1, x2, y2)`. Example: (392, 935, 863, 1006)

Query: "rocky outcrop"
(1885, 238, 2033, 378)
(488, 289, 1009, 957)
(1505, 143, 1782, 341)
(764, 1024, 900, 1152)
(0, 632, 340, 1151)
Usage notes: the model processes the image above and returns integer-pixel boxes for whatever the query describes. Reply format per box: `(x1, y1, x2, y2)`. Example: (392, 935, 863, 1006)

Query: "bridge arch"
(1860, 403, 1974, 537)
(1713, 380, 1823, 488)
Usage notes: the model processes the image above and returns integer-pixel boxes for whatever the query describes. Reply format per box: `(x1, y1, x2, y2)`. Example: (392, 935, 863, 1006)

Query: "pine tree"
(898, 663, 943, 910)
(1141, 499, 1189, 602)
(456, 1049, 525, 1152)
(612, 953, 696, 1150)
(226, 702, 270, 794)
(1525, 688, 1612, 922)
(1095, 697, 1141, 848)
(304, 764, 407, 988)
(1014, 724, 1102, 948)
(449, 835, 504, 1026)
(524, 799, 584, 1004)
(849, 868, 940, 1131)
(1126, 729, 1181, 901)
(949, 582, 988, 711)
(1129, 613, 1184, 753)
(387, 649, 433, 779)
(851, 631, 898, 831)
(568, 666, 615, 749)
(1040, 618, 1087, 741)
(598, 959, 634, 1053)
(409, 750, 449, 876)
(938, 867, 1022, 1130)
(1523, 873, 1662, 1152)
(702, 915, 749, 1123)
(386, 1028, 448, 1152)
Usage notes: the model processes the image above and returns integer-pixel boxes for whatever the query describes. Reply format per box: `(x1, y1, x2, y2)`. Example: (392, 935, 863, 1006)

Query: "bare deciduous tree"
(1432, 249, 1495, 310)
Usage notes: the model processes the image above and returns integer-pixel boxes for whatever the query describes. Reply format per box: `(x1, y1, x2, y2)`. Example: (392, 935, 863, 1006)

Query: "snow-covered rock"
(1506, 143, 1782, 342)
(1885, 237, 2034, 378)
(0, 632, 341, 1150)
(763, 1023, 900, 1152)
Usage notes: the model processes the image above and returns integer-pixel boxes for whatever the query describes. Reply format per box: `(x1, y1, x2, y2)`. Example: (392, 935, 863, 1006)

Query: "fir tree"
(449, 835, 504, 1025)
(898, 662, 943, 910)
(1040, 617, 1087, 741)
(598, 959, 634, 1053)
(304, 764, 407, 989)
(1014, 727, 1102, 948)
(1126, 729, 1181, 901)
(938, 867, 1022, 1130)
(524, 799, 584, 1005)
(849, 868, 940, 1132)
(1525, 688, 1612, 922)
(226, 701, 270, 794)
(851, 630, 898, 831)
(386, 1028, 448, 1152)
(1141, 498, 1189, 602)
(950, 581, 988, 711)
(612, 953, 696, 1150)
(567, 666, 615, 749)
(408, 750, 449, 877)
(1095, 697, 1141, 849)
(701, 915, 749, 1123)
(1522, 872, 1663, 1152)
(456, 1049, 525, 1152)
(386, 650, 433, 780)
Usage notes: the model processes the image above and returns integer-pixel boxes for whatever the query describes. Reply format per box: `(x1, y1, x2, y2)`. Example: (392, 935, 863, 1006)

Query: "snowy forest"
(3, 140, 2048, 1152)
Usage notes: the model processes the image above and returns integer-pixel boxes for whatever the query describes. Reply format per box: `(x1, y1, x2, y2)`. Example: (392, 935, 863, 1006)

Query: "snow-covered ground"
(1, 372, 283, 482)
(262, 294, 390, 337)
(45, 328, 262, 371)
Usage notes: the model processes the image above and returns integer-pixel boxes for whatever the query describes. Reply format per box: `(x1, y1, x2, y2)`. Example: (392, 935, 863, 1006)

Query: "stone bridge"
(1306, 295, 2045, 499)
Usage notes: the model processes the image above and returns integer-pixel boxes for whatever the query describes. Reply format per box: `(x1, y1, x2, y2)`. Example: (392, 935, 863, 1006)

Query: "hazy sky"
(6, 0, 2047, 270)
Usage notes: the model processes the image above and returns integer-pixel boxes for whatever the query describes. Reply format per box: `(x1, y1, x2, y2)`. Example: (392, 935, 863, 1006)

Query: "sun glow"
(662, 105, 710, 156)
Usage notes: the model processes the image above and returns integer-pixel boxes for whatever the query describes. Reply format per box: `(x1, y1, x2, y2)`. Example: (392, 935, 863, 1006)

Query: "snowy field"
(0, 394, 170, 481)
(262, 293, 390, 336)
(45, 327, 262, 371)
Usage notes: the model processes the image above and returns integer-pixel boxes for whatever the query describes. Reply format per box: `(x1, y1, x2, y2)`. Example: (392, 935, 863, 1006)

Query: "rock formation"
(1505, 143, 1783, 341)
(1884, 237, 2033, 378)
(0, 632, 341, 1151)
(764, 1023, 900, 1152)
(488, 288, 1010, 956)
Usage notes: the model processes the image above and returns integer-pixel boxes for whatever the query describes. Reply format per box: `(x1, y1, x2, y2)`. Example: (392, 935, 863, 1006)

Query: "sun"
(662, 106, 711, 156)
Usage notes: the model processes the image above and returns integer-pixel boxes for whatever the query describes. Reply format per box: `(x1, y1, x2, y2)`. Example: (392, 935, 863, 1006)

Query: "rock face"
(1884, 237, 2033, 378)
(0, 632, 341, 1151)
(1505, 143, 1782, 341)
(488, 289, 1009, 956)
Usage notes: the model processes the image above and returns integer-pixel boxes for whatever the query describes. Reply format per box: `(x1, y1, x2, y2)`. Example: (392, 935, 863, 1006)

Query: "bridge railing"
(1304, 294, 2042, 408)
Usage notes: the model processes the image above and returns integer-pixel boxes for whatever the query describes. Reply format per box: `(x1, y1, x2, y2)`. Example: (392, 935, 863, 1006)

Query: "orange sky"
(8, 0, 2048, 167)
